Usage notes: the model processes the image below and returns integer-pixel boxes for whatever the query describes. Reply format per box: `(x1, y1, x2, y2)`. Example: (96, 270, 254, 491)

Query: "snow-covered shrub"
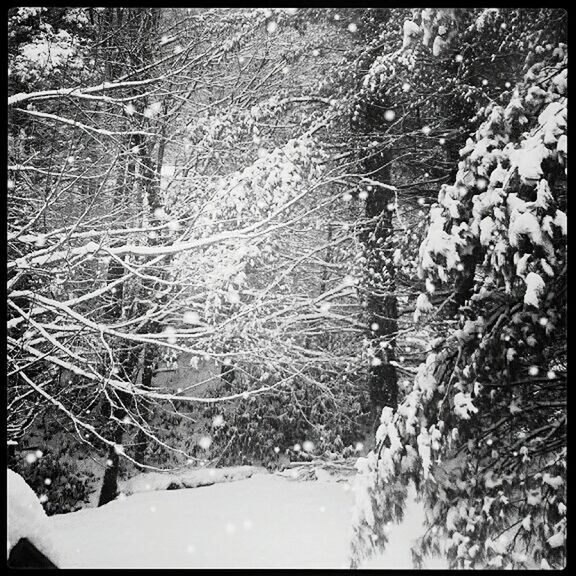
(8, 7, 93, 91)
(9, 448, 95, 515)
(131, 366, 370, 471)
(352, 8, 566, 570)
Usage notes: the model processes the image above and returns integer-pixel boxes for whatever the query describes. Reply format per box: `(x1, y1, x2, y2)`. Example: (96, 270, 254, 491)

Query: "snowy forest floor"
(48, 469, 448, 569)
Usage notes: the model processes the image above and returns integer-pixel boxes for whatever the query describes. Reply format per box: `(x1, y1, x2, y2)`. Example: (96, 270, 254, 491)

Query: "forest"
(7, 7, 567, 569)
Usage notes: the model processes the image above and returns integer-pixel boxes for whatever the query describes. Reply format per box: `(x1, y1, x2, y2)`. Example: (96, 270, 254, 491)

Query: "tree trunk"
(98, 425, 123, 507)
(357, 100, 399, 426)
(96, 8, 162, 504)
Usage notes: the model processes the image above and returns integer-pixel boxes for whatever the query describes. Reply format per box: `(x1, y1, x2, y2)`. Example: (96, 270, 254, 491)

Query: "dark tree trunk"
(362, 150, 399, 422)
(98, 425, 124, 507)
(134, 343, 157, 463)
(96, 8, 162, 505)
(356, 99, 399, 425)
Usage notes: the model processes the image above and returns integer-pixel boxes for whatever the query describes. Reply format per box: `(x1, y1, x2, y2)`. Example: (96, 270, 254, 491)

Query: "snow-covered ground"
(48, 472, 448, 569)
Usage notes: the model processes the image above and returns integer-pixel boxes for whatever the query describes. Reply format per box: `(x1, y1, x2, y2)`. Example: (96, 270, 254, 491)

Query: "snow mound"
(48, 472, 448, 569)
(274, 460, 356, 482)
(7, 469, 60, 565)
(119, 465, 265, 496)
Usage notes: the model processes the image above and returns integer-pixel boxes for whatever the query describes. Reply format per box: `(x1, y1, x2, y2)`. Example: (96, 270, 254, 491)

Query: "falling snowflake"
(143, 101, 162, 118)
(198, 436, 212, 450)
(347, 22, 358, 33)
(266, 20, 277, 34)
(370, 322, 379, 331)
(384, 110, 396, 122)
(225, 523, 237, 534)
(163, 326, 177, 345)
(476, 178, 488, 190)
(153, 207, 168, 220)
(167, 219, 180, 232)
(303, 440, 314, 452)
(184, 311, 200, 324)
(212, 415, 225, 427)
(44, 478, 52, 486)
(422, 126, 431, 135)
(227, 290, 240, 304)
